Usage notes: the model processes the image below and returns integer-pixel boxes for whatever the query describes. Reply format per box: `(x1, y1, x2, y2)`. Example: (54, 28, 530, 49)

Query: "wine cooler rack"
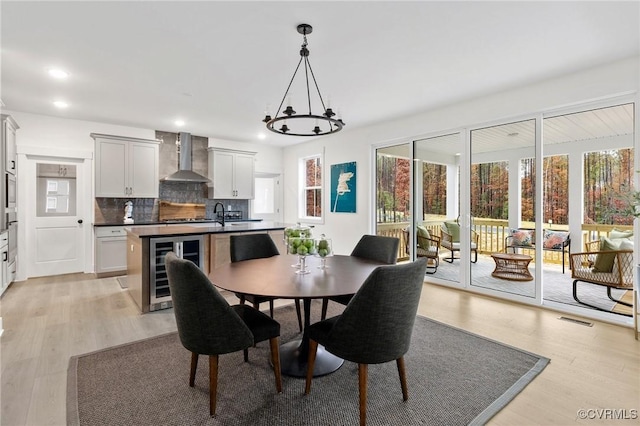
(149, 235, 204, 310)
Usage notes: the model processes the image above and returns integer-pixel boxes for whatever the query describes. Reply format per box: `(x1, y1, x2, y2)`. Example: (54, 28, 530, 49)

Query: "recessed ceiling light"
(53, 100, 69, 108)
(48, 68, 69, 79)
(257, 133, 266, 140)
(175, 120, 185, 127)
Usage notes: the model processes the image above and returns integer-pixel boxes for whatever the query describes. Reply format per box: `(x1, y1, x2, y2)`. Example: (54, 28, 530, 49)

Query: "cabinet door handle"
(11, 160, 15, 170)
(3, 252, 7, 261)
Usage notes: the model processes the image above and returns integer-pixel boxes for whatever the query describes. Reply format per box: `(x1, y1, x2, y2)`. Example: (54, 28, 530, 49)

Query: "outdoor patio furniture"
(402, 227, 441, 274)
(490, 252, 533, 281)
(440, 221, 478, 263)
(505, 228, 571, 273)
(569, 241, 633, 317)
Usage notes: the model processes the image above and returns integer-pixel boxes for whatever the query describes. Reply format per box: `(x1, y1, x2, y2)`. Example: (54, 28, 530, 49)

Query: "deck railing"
(377, 219, 633, 265)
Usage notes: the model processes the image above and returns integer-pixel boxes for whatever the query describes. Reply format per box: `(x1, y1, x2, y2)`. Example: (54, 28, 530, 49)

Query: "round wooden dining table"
(208, 254, 384, 377)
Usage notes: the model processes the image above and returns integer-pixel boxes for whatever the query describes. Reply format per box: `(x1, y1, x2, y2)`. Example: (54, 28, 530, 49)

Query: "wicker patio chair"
(402, 228, 441, 274)
(440, 222, 478, 263)
(569, 246, 633, 317)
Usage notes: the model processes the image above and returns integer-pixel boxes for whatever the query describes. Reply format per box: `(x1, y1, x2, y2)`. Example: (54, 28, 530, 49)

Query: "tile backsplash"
(94, 192, 249, 224)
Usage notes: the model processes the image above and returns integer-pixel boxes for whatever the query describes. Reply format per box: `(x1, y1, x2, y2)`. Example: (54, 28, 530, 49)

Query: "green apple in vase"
(315, 234, 333, 269)
(288, 237, 317, 274)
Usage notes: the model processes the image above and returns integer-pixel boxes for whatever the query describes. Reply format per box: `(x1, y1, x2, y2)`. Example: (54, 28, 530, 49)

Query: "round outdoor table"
(208, 254, 384, 377)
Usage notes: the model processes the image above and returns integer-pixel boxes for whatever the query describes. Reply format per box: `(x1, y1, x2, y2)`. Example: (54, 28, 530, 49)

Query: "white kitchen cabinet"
(95, 226, 127, 277)
(0, 231, 8, 296)
(1, 115, 18, 175)
(208, 148, 255, 199)
(92, 133, 160, 198)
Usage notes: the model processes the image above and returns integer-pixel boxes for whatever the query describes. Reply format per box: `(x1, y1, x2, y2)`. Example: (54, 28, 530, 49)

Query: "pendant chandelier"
(262, 24, 345, 137)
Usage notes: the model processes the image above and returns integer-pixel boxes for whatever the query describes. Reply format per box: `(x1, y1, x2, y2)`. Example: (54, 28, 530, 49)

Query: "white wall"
(7, 112, 156, 152)
(282, 56, 640, 255)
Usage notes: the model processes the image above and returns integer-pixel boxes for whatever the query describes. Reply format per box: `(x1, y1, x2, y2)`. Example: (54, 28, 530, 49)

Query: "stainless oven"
(5, 173, 16, 209)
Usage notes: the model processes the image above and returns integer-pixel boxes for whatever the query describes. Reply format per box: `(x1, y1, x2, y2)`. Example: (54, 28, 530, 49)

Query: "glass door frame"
(465, 115, 544, 306)
(371, 94, 637, 326)
(538, 95, 637, 325)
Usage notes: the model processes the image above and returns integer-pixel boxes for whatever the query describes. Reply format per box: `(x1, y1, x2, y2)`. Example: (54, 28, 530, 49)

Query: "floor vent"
(558, 316, 593, 327)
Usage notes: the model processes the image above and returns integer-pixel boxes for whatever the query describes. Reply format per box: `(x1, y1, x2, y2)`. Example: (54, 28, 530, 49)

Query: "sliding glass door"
(413, 133, 463, 285)
(372, 99, 636, 323)
(375, 143, 411, 260)
(469, 119, 538, 299)
(542, 103, 635, 317)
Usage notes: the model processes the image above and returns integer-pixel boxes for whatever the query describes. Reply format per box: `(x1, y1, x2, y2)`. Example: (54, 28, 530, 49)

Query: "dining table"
(208, 254, 385, 377)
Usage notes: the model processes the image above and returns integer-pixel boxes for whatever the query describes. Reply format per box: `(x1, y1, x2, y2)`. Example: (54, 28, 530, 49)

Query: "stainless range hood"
(161, 132, 211, 183)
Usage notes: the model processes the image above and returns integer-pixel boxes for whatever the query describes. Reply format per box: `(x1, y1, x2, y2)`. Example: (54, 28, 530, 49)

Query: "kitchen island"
(126, 222, 288, 313)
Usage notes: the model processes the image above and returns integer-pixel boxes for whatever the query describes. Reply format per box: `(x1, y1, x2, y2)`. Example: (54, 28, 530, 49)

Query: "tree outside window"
(584, 148, 634, 225)
(301, 155, 322, 220)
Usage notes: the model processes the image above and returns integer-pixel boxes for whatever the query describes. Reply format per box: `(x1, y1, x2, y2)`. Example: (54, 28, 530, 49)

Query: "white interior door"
(26, 158, 86, 277)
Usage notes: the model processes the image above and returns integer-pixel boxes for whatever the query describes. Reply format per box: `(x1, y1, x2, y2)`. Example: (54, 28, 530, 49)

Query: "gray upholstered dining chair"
(164, 252, 283, 416)
(305, 257, 428, 426)
(320, 234, 399, 320)
(230, 233, 303, 332)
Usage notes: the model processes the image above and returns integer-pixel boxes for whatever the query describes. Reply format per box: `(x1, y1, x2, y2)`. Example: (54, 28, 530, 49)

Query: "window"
(300, 155, 323, 222)
(36, 163, 77, 216)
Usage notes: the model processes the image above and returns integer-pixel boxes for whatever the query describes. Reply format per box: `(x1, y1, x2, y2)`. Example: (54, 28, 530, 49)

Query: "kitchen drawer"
(96, 226, 127, 277)
(96, 226, 127, 238)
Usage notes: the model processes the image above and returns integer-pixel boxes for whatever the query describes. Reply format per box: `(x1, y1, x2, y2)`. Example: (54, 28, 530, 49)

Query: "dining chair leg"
(305, 339, 319, 394)
(239, 294, 246, 305)
(320, 298, 329, 320)
(189, 352, 198, 387)
(269, 300, 274, 318)
(243, 348, 249, 362)
(294, 299, 303, 332)
(269, 337, 283, 393)
(396, 357, 409, 401)
(358, 363, 368, 426)
(209, 355, 219, 416)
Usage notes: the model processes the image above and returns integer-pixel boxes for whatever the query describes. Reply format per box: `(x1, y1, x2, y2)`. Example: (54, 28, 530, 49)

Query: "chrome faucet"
(213, 202, 225, 227)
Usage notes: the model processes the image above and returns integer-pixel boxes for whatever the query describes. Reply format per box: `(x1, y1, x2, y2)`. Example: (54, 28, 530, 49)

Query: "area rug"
(67, 303, 549, 426)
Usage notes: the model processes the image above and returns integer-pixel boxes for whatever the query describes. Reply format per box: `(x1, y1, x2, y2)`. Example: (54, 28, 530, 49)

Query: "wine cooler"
(149, 235, 204, 311)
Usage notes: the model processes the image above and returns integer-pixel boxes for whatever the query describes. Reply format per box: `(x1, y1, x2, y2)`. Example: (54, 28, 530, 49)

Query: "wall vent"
(558, 316, 593, 327)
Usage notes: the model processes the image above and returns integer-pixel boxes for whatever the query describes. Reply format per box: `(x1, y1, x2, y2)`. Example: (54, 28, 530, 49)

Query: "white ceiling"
(1, 1, 639, 147)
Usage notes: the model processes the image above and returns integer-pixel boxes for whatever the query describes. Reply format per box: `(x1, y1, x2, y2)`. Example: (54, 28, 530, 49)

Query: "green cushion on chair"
(416, 226, 430, 249)
(592, 237, 622, 273)
(444, 221, 460, 243)
(609, 229, 633, 240)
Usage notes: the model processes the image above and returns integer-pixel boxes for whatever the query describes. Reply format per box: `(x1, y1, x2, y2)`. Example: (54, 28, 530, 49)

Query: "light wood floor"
(1, 274, 638, 425)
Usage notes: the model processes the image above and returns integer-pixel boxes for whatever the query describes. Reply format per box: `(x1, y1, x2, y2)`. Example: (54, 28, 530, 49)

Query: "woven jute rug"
(67, 302, 549, 425)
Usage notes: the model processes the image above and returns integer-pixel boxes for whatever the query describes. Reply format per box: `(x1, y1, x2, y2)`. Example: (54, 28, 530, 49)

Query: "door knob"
(78, 219, 83, 224)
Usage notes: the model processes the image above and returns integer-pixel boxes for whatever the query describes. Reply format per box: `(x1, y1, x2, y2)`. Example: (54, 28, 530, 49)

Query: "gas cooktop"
(160, 218, 217, 224)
